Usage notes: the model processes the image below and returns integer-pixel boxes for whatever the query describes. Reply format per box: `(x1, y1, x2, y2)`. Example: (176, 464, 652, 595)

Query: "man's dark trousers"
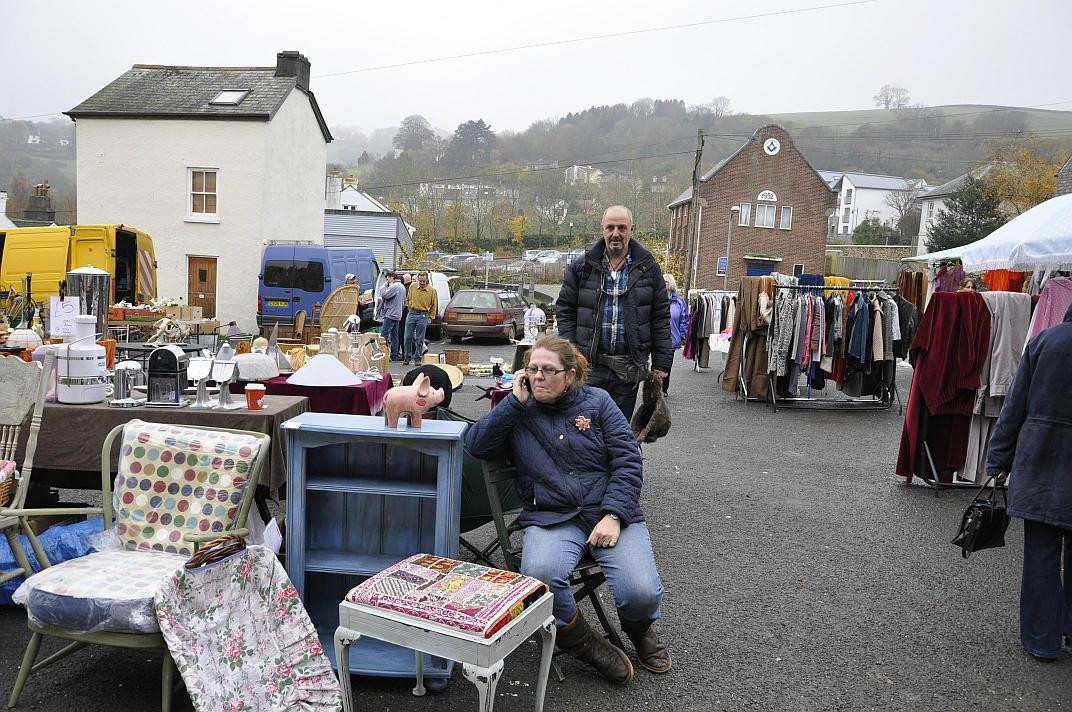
(588, 365, 639, 421)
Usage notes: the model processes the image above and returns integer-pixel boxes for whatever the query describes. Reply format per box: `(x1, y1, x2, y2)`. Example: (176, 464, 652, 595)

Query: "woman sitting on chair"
(466, 334, 669, 685)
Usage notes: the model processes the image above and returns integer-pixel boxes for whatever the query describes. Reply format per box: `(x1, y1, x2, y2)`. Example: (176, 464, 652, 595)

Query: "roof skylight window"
(209, 89, 250, 106)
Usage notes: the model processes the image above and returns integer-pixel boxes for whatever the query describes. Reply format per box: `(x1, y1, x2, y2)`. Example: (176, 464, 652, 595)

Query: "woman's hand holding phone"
(512, 369, 530, 404)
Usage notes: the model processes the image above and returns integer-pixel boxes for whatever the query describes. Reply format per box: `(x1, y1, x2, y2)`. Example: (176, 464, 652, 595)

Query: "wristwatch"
(605, 513, 620, 521)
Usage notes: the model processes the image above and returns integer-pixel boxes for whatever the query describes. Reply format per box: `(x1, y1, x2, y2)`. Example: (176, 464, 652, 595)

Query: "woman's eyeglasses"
(525, 366, 567, 377)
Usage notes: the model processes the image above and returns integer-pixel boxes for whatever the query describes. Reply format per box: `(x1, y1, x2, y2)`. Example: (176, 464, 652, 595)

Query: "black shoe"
(557, 612, 634, 685)
(1027, 649, 1058, 663)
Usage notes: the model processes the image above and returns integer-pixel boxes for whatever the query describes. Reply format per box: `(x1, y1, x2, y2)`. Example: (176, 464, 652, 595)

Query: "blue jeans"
(381, 317, 401, 359)
(521, 521, 663, 628)
(404, 311, 429, 361)
(1020, 519, 1072, 658)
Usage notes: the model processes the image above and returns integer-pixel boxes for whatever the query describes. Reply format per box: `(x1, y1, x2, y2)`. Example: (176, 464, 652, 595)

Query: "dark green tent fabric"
(433, 407, 522, 533)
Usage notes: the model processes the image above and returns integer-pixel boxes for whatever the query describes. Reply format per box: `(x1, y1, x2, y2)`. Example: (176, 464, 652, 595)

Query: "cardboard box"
(181, 305, 203, 321)
(164, 306, 182, 319)
(107, 306, 126, 321)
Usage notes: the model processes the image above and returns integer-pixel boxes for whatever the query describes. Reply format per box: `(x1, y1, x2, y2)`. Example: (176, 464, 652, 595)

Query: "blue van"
(257, 243, 380, 328)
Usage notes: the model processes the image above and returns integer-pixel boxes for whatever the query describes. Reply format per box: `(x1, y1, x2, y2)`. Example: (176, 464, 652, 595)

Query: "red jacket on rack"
(896, 292, 991, 482)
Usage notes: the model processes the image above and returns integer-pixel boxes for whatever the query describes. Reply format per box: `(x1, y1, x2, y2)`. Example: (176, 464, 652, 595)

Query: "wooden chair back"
(0, 351, 53, 510)
(293, 310, 307, 342)
(480, 454, 524, 572)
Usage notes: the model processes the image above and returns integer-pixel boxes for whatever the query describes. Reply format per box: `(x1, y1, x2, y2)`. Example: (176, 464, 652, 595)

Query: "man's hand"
(512, 369, 531, 405)
(651, 369, 669, 381)
(994, 471, 1009, 485)
(586, 515, 622, 548)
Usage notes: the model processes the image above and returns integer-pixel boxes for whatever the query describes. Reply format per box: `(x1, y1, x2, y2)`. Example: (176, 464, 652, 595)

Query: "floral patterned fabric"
(114, 420, 264, 556)
(347, 554, 548, 638)
(15, 550, 186, 633)
(155, 545, 341, 712)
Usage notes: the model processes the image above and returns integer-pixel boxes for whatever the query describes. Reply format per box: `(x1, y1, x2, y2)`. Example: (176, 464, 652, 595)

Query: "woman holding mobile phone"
(466, 335, 669, 685)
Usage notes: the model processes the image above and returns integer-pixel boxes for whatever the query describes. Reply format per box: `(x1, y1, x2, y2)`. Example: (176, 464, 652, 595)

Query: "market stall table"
(231, 374, 392, 415)
(15, 395, 307, 498)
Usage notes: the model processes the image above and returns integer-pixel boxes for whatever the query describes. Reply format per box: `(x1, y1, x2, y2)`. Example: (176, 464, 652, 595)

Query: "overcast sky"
(3, 0, 1070, 133)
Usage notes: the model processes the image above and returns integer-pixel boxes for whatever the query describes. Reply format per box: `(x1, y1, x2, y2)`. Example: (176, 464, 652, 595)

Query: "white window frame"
(793, 263, 805, 277)
(845, 188, 853, 204)
(754, 204, 776, 229)
(842, 207, 850, 223)
(186, 168, 219, 223)
(738, 202, 751, 226)
(927, 200, 934, 217)
(779, 206, 793, 230)
(716, 255, 727, 277)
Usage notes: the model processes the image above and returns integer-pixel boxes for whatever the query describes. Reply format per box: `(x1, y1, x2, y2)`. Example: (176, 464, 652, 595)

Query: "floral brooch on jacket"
(574, 415, 591, 431)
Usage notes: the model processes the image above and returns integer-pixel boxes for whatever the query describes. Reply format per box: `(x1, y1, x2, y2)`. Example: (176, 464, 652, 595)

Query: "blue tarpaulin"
(0, 518, 104, 605)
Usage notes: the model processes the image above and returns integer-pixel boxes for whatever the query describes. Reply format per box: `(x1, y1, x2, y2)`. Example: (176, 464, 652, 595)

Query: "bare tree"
(884, 179, 925, 242)
(873, 84, 911, 110)
(709, 96, 733, 118)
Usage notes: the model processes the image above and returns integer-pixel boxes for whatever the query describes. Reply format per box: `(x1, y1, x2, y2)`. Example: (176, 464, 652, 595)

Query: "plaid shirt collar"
(599, 251, 631, 355)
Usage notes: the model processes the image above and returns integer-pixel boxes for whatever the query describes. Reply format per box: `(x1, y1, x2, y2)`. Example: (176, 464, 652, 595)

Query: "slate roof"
(918, 165, 993, 202)
(65, 65, 332, 142)
(839, 172, 925, 191)
(667, 186, 692, 208)
(816, 170, 843, 189)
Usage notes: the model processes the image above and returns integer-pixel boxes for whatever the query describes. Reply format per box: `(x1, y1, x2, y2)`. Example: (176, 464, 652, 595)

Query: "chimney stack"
(276, 51, 311, 91)
(25, 181, 55, 223)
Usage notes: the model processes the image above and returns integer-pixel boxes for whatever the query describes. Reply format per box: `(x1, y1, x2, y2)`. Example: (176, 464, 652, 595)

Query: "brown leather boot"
(557, 612, 634, 685)
(621, 619, 672, 673)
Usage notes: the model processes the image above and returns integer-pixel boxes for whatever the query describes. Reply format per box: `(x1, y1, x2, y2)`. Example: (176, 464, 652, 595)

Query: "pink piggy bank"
(383, 373, 445, 428)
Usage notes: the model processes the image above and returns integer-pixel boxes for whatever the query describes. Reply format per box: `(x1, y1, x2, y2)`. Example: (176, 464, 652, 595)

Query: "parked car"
(523, 249, 543, 261)
(536, 250, 563, 264)
(258, 244, 379, 330)
(443, 289, 527, 343)
(373, 269, 455, 340)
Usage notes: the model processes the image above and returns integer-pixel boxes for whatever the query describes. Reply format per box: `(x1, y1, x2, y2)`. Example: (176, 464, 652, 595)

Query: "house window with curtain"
(755, 204, 776, 228)
(779, 206, 793, 230)
(187, 168, 219, 222)
(739, 202, 751, 226)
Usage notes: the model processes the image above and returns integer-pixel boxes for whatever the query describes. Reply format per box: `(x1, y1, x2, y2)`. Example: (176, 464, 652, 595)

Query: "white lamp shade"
(7, 328, 43, 350)
(234, 353, 279, 381)
(286, 354, 361, 387)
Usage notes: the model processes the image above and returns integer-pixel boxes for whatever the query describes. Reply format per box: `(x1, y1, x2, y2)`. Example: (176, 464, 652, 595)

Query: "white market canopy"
(960, 194, 1072, 271)
(902, 194, 1072, 270)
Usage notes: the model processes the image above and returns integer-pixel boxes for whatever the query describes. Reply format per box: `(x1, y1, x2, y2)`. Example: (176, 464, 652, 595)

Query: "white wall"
(837, 178, 901, 234)
(914, 196, 947, 255)
(263, 90, 326, 247)
(75, 89, 326, 331)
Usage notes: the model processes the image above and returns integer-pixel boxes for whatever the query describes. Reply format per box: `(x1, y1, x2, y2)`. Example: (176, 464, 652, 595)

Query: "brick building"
(668, 125, 837, 289)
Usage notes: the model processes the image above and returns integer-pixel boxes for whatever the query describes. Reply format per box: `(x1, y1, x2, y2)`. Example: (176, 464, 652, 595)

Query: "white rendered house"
(826, 172, 928, 239)
(67, 51, 332, 330)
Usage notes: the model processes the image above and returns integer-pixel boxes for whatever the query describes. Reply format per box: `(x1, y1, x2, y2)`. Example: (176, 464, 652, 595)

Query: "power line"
(312, 0, 881, 79)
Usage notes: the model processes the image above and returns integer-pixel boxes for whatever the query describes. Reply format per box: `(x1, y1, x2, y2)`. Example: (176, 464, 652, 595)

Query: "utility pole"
(683, 129, 705, 295)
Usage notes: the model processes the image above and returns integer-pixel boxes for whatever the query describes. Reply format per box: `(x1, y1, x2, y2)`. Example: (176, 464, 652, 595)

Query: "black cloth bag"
(952, 476, 1010, 558)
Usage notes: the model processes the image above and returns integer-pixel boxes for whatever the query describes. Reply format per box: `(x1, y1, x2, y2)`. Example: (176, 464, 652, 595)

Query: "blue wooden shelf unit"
(283, 412, 467, 687)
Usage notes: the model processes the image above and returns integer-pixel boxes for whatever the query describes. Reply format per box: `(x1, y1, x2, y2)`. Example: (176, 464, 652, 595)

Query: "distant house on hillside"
(820, 172, 929, 240)
(667, 125, 837, 288)
(66, 50, 331, 329)
(1058, 153, 1072, 197)
(526, 158, 559, 171)
(564, 164, 601, 185)
(912, 165, 995, 256)
(26, 135, 40, 145)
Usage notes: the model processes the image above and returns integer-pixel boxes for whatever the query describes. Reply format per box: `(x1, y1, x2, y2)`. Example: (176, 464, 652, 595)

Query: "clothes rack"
(765, 284, 905, 413)
(686, 289, 736, 374)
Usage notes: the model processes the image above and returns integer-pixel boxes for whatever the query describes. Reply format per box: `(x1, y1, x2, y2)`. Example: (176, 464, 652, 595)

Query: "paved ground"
(2, 337, 1071, 711)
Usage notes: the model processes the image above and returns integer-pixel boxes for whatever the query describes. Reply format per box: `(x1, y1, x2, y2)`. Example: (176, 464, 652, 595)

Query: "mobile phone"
(522, 375, 532, 393)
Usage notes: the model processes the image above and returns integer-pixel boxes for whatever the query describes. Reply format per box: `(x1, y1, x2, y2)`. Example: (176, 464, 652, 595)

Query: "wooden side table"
(335, 591, 555, 712)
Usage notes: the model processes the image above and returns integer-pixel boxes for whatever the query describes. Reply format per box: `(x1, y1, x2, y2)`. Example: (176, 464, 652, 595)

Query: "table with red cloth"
(231, 374, 392, 415)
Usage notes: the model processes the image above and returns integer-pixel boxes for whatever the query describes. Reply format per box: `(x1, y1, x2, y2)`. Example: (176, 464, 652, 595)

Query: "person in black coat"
(466, 335, 670, 685)
(556, 205, 672, 420)
(988, 302, 1072, 661)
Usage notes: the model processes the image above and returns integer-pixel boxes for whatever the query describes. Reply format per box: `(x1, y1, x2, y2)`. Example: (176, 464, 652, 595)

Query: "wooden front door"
(187, 256, 217, 319)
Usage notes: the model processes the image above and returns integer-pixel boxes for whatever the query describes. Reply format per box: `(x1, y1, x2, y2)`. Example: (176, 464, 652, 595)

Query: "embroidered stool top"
(346, 554, 547, 639)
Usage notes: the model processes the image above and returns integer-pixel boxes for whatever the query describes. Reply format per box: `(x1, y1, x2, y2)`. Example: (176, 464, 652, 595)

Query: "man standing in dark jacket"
(988, 303, 1072, 662)
(556, 205, 672, 419)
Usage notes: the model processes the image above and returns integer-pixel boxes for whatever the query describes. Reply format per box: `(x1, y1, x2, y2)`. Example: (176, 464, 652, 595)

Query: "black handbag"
(951, 476, 1010, 558)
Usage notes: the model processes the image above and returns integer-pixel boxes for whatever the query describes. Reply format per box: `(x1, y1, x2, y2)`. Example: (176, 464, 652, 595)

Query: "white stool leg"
(534, 617, 556, 712)
(412, 651, 426, 696)
(334, 627, 360, 712)
(462, 659, 504, 712)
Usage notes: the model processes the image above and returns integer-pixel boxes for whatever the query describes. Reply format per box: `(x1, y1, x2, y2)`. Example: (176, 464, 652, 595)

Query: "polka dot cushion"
(114, 420, 264, 556)
(22, 550, 187, 633)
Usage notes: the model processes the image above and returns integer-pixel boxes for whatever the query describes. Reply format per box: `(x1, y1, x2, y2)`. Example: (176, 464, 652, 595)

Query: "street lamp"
(568, 221, 574, 247)
(724, 205, 740, 291)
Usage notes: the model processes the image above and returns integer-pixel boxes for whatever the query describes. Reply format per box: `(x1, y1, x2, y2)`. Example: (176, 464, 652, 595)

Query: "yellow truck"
(0, 224, 158, 305)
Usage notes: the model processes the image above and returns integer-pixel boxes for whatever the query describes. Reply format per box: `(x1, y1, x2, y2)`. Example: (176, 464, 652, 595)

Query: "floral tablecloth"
(155, 545, 341, 712)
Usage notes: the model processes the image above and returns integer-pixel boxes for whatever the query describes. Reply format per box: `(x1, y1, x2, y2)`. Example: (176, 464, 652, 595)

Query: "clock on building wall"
(763, 138, 781, 155)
